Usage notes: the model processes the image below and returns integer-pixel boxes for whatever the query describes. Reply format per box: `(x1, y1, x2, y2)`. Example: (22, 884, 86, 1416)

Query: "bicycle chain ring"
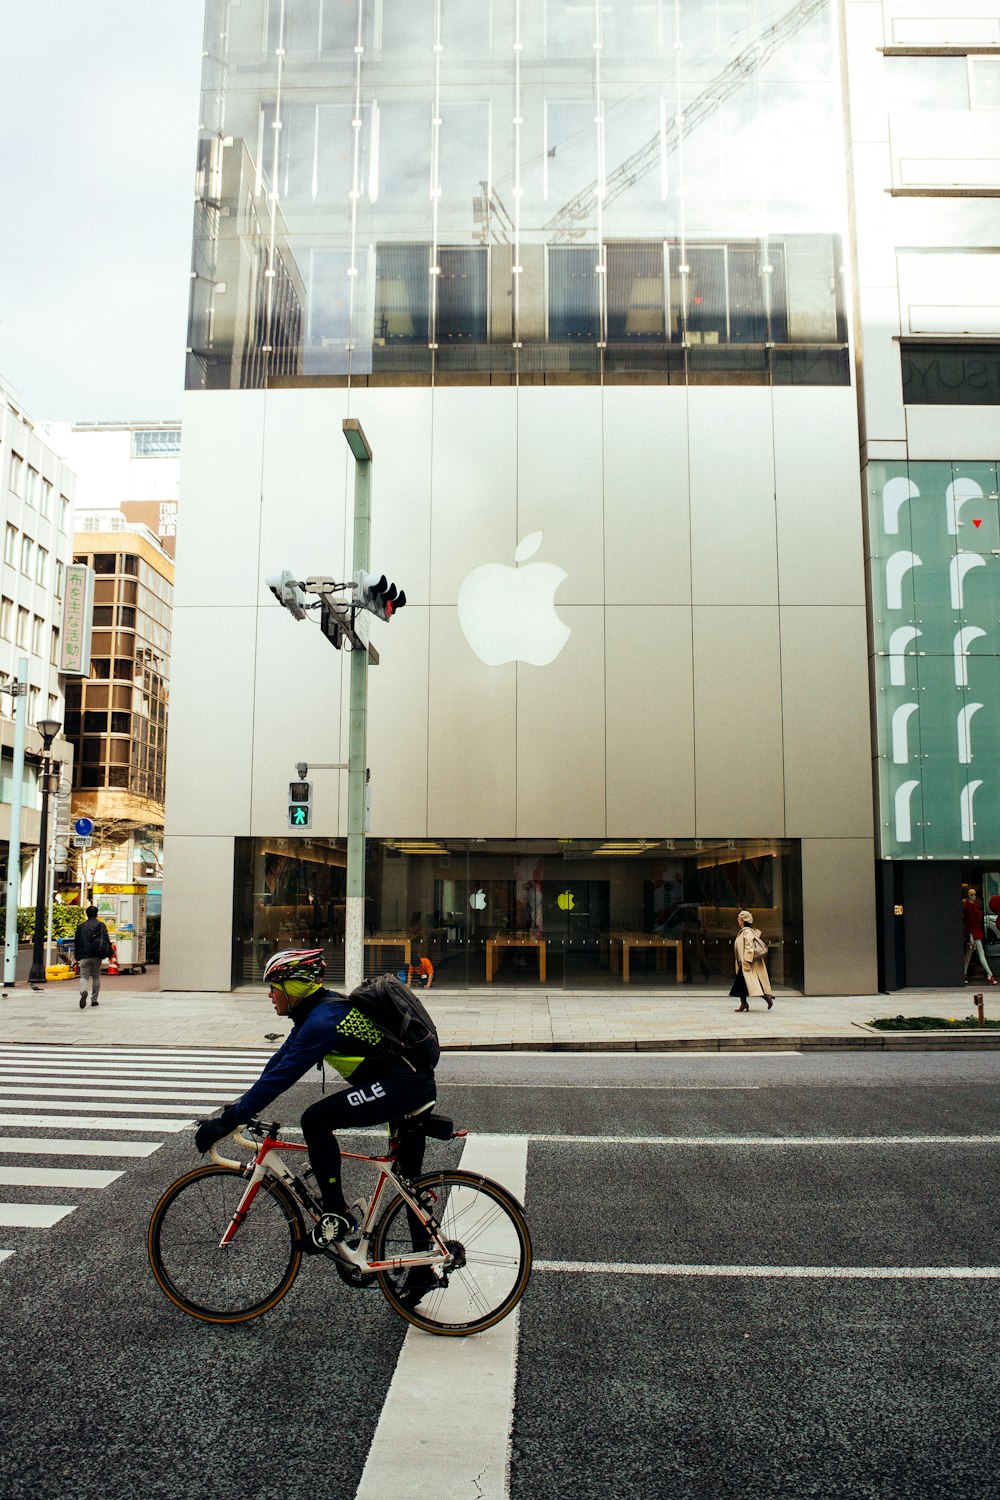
(334, 1260, 378, 1290)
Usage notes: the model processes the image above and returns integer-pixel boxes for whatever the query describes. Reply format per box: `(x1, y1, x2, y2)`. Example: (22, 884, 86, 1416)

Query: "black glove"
(194, 1107, 240, 1155)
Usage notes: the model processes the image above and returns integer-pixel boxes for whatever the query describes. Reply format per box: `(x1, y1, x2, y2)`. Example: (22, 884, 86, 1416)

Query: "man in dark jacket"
(74, 906, 112, 1009)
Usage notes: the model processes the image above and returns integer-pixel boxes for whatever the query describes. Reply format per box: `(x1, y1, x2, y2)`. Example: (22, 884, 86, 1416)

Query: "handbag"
(749, 930, 769, 961)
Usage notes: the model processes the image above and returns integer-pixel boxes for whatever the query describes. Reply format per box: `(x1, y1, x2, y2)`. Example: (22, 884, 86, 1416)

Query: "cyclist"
(193, 948, 437, 1275)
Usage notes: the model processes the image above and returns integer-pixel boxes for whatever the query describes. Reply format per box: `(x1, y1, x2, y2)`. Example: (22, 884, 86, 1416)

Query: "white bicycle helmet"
(262, 947, 326, 987)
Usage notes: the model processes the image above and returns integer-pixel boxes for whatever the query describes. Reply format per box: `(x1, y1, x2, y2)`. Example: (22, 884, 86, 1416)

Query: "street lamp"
(28, 719, 62, 985)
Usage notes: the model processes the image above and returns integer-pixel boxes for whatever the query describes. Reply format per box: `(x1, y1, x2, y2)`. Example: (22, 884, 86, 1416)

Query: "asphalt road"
(1, 1049, 999, 1499)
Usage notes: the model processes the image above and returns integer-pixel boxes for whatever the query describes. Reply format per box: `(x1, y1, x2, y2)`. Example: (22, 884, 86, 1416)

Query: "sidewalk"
(2, 977, 998, 1051)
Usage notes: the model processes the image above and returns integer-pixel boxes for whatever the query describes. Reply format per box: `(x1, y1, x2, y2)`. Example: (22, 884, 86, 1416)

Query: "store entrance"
(234, 836, 803, 991)
(961, 872, 1000, 986)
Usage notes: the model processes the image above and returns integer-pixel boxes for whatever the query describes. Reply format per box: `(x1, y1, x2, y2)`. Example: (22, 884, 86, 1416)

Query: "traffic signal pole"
(343, 419, 373, 993)
(2, 659, 28, 985)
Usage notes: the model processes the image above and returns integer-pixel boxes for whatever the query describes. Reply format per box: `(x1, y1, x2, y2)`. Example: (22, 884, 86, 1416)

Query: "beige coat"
(735, 927, 772, 998)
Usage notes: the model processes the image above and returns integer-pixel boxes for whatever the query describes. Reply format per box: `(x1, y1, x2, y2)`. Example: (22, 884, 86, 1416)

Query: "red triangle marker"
(973, 518, 982, 527)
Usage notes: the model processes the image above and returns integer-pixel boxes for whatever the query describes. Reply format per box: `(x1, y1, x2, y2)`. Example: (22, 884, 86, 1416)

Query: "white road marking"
(524, 1133, 1000, 1147)
(0, 1112, 192, 1131)
(0, 1137, 160, 1157)
(0, 1061, 262, 1079)
(445, 1050, 803, 1059)
(0, 1047, 271, 1061)
(0, 1203, 76, 1228)
(0, 1100, 201, 1116)
(354, 1132, 529, 1500)
(0, 1083, 236, 1102)
(0, 1249, 13, 1262)
(0, 1165, 123, 1189)
(535, 1261, 1000, 1279)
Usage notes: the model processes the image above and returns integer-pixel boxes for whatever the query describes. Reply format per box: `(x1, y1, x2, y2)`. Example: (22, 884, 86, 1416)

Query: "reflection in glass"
(190, 0, 850, 387)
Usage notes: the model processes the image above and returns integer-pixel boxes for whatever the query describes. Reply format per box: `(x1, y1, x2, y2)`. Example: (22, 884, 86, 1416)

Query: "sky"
(0, 0, 206, 422)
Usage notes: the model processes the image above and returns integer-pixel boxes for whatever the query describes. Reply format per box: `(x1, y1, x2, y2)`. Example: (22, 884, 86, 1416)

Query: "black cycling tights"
(300, 1068, 436, 1217)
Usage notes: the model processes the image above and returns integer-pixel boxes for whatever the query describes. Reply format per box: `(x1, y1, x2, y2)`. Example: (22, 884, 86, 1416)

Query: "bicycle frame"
(210, 1127, 454, 1273)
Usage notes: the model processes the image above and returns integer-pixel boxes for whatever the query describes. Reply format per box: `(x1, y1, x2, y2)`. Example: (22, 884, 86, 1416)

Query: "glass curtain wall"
(233, 836, 803, 989)
(189, 0, 849, 389)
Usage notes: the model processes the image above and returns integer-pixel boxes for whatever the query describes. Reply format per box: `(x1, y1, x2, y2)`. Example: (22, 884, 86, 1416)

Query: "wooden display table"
(485, 934, 546, 983)
(609, 931, 683, 983)
(364, 934, 411, 967)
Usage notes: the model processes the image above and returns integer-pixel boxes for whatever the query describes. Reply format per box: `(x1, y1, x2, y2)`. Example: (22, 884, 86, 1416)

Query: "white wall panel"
(367, 604, 430, 835)
(687, 390, 778, 606)
(248, 604, 348, 838)
(176, 390, 265, 607)
(515, 606, 606, 835)
(516, 388, 605, 604)
(801, 837, 877, 994)
(692, 606, 785, 836)
(163, 605, 256, 836)
(428, 388, 518, 605)
(603, 387, 691, 605)
(348, 388, 434, 608)
(781, 606, 874, 836)
(160, 835, 235, 991)
(426, 607, 517, 836)
(258, 390, 351, 587)
(606, 606, 695, 833)
(773, 390, 867, 606)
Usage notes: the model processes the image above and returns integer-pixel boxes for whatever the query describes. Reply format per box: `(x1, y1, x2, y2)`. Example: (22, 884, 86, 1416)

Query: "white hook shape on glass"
(885, 550, 921, 610)
(957, 703, 984, 765)
(891, 703, 919, 764)
(888, 625, 922, 686)
(882, 476, 920, 536)
(953, 626, 986, 687)
(949, 552, 986, 610)
(960, 779, 983, 842)
(894, 779, 920, 843)
(946, 477, 983, 536)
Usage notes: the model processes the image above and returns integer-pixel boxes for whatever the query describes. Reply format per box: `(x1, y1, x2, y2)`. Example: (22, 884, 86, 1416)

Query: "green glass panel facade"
(868, 461, 1000, 859)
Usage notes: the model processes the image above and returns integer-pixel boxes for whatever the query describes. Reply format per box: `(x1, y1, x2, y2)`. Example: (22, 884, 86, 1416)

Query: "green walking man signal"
(288, 780, 312, 829)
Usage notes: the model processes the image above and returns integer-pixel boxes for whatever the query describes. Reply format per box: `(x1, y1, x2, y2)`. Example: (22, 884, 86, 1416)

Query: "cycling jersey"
(231, 986, 398, 1124)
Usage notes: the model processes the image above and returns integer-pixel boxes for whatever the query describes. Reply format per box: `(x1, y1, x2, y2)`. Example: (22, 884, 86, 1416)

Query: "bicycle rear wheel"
(148, 1166, 303, 1324)
(372, 1169, 532, 1336)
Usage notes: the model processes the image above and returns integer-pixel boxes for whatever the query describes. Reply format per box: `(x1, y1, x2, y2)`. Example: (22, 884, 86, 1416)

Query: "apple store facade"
(161, 0, 880, 995)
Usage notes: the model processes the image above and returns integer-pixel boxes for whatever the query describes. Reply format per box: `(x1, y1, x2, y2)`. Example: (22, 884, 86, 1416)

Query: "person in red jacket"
(963, 889, 996, 984)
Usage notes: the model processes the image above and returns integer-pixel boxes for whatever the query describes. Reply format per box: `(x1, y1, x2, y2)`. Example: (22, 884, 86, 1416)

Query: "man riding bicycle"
(194, 949, 437, 1268)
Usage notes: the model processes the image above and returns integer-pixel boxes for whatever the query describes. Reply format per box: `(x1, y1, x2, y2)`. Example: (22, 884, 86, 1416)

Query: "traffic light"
(265, 570, 309, 621)
(288, 780, 312, 829)
(354, 569, 406, 621)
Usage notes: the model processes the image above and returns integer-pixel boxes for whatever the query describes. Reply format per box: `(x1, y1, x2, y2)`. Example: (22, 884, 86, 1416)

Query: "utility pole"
(267, 419, 405, 994)
(2, 659, 28, 985)
(343, 418, 373, 994)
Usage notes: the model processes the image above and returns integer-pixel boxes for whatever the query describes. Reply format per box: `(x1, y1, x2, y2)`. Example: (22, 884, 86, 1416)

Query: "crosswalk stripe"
(0, 1047, 271, 1061)
(0, 1250, 13, 1262)
(0, 1062, 262, 1079)
(355, 1134, 529, 1500)
(0, 1165, 123, 1189)
(0, 1137, 160, 1158)
(0, 1084, 237, 1102)
(0, 1099, 204, 1116)
(0, 1203, 76, 1227)
(0, 1112, 192, 1131)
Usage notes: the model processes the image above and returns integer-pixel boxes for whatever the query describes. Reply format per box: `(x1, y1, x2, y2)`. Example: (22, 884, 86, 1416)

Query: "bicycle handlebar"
(208, 1127, 257, 1169)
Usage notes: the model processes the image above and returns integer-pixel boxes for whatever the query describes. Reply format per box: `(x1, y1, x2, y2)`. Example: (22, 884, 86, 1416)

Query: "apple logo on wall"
(469, 889, 488, 910)
(457, 531, 571, 667)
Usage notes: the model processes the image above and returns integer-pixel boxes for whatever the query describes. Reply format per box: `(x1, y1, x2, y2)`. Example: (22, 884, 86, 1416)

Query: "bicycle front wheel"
(148, 1166, 304, 1324)
(372, 1169, 532, 1336)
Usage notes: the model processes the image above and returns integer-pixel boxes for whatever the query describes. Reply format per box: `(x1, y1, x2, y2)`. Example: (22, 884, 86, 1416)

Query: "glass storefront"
(189, 0, 849, 390)
(233, 836, 803, 990)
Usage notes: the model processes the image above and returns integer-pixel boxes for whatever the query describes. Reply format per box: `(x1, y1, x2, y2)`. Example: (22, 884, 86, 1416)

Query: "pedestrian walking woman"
(732, 909, 774, 1012)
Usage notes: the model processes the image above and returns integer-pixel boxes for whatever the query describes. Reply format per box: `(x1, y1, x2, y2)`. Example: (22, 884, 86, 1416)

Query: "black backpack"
(349, 974, 441, 1073)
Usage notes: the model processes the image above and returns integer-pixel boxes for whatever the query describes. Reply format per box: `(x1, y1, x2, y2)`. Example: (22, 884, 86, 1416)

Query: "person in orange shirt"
(407, 954, 434, 989)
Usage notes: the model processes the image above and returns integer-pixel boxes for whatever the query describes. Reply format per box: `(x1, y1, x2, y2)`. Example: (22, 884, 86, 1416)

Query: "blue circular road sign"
(74, 817, 94, 836)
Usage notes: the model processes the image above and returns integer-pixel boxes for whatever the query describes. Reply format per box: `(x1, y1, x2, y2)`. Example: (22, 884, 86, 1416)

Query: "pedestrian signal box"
(288, 780, 312, 829)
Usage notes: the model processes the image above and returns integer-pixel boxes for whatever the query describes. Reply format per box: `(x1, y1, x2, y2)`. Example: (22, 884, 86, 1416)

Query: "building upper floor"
(188, 0, 852, 390)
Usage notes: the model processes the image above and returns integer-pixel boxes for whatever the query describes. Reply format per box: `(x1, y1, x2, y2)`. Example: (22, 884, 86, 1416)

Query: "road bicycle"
(147, 1105, 532, 1336)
